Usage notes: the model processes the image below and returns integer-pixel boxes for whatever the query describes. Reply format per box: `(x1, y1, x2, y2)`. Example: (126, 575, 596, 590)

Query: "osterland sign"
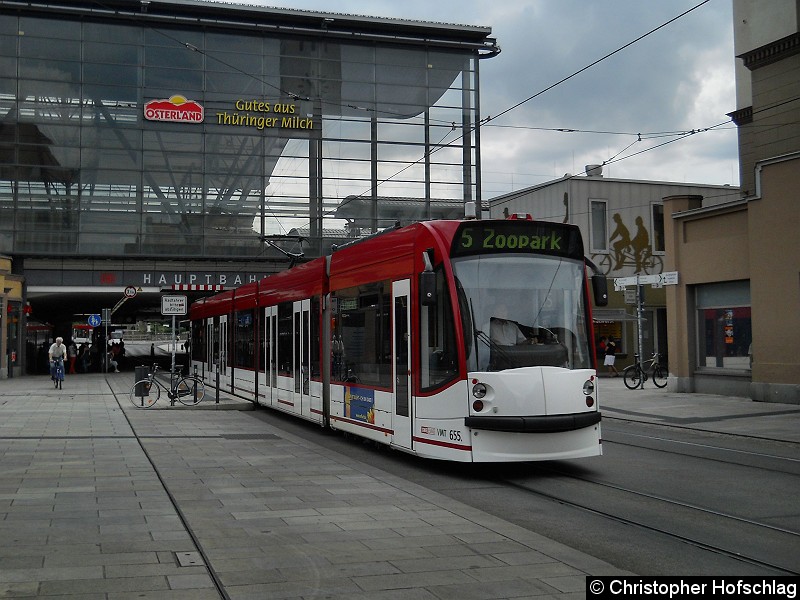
(144, 95, 314, 130)
(144, 95, 204, 123)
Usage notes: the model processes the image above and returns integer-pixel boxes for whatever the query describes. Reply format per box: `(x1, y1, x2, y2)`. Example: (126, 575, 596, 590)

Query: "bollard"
(134, 365, 149, 396)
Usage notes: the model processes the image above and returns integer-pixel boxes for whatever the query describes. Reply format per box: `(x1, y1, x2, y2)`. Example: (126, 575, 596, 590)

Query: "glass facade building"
(0, 1, 497, 261)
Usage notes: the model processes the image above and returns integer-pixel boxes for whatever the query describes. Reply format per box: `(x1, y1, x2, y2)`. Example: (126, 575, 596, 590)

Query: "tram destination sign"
(161, 295, 187, 316)
(451, 221, 583, 260)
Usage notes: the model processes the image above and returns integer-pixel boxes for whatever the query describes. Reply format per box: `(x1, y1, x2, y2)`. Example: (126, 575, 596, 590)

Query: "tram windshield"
(452, 254, 592, 372)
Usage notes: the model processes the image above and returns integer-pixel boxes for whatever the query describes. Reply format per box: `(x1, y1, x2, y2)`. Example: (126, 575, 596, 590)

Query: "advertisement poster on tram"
(344, 386, 375, 424)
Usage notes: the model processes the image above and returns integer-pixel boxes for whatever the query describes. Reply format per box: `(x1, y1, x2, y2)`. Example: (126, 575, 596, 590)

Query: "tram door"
(275, 301, 309, 416)
(294, 300, 311, 418)
(207, 315, 228, 388)
(261, 306, 276, 406)
(205, 320, 213, 384)
(392, 280, 412, 449)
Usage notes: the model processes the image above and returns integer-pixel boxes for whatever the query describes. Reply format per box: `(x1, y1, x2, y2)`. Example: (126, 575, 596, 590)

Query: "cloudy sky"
(227, 0, 739, 199)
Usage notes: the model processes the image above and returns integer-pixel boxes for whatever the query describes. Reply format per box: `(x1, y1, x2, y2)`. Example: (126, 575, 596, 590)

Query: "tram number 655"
(449, 430, 462, 442)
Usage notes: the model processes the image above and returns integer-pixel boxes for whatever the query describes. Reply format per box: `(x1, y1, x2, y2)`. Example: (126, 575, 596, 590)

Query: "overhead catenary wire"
(319, 0, 720, 216)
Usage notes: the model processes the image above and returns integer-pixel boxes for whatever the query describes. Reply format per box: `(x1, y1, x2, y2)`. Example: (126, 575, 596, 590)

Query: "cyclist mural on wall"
(592, 213, 663, 275)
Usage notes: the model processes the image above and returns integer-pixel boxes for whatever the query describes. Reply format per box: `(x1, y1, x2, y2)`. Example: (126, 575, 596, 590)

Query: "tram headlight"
(472, 382, 487, 399)
(582, 379, 595, 395)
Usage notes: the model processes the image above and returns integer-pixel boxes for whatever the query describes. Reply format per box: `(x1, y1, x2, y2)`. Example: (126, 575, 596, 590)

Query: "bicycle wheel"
(652, 365, 668, 388)
(623, 365, 642, 390)
(642, 253, 664, 275)
(129, 379, 160, 408)
(594, 254, 613, 275)
(175, 377, 205, 406)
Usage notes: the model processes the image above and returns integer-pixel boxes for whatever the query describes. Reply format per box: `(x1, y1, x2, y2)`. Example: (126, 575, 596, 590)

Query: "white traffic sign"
(614, 271, 679, 290)
(662, 271, 679, 285)
(124, 285, 137, 298)
(161, 295, 187, 316)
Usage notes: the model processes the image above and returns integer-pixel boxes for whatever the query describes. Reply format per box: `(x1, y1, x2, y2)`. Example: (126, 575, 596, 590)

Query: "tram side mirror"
(592, 274, 609, 307)
(420, 270, 437, 306)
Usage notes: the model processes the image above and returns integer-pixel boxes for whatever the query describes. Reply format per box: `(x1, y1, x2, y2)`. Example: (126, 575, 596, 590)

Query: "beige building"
(664, 0, 800, 403)
(665, 153, 799, 403)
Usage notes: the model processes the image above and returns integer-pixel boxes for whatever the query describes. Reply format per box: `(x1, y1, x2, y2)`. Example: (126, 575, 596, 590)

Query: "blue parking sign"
(88, 314, 101, 327)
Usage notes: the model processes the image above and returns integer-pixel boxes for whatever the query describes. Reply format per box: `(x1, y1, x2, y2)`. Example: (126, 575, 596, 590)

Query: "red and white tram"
(189, 217, 609, 462)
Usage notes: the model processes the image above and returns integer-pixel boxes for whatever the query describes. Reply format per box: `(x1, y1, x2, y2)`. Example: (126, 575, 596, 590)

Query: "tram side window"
(277, 302, 293, 376)
(310, 296, 321, 379)
(234, 309, 255, 369)
(259, 309, 265, 374)
(331, 282, 392, 388)
(420, 266, 458, 391)
(191, 320, 205, 362)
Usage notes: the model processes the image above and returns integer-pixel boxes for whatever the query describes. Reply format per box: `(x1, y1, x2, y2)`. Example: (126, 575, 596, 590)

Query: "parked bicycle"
(623, 352, 668, 389)
(51, 358, 64, 390)
(129, 364, 205, 408)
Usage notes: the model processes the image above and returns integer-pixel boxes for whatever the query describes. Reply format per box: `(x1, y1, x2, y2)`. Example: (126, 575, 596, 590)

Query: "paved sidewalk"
(1, 373, 628, 599)
(597, 376, 800, 443)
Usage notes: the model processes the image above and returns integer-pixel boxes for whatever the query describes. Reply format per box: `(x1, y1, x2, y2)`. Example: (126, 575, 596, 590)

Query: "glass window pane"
(696, 281, 751, 307)
(19, 58, 80, 83)
(698, 307, 752, 370)
(234, 309, 255, 369)
(652, 203, 665, 252)
(331, 282, 392, 388)
(420, 266, 458, 391)
(591, 200, 607, 251)
(84, 63, 140, 87)
(0, 35, 17, 57)
(84, 42, 141, 65)
(144, 67, 203, 90)
(20, 37, 80, 60)
(84, 23, 141, 44)
(19, 17, 80, 40)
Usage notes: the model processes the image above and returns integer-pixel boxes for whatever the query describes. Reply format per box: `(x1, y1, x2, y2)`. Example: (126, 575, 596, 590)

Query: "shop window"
(696, 281, 751, 370)
(593, 320, 624, 355)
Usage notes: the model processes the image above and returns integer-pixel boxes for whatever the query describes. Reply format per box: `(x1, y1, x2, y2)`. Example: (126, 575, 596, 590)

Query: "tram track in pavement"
(107, 379, 231, 600)
(602, 424, 800, 475)
(487, 425, 800, 577)
(497, 468, 800, 576)
(602, 412, 800, 445)
(238, 400, 800, 576)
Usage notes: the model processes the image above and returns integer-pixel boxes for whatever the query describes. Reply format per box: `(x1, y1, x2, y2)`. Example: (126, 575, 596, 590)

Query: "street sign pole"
(171, 314, 176, 376)
(636, 275, 644, 388)
(101, 308, 111, 374)
(161, 295, 187, 376)
(613, 271, 680, 388)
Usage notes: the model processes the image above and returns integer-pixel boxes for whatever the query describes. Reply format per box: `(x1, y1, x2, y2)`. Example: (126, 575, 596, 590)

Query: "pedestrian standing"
(67, 341, 78, 374)
(604, 337, 619, 377)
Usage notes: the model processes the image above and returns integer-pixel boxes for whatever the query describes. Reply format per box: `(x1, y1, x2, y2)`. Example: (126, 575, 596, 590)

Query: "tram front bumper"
(465, 410, 601, 433)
